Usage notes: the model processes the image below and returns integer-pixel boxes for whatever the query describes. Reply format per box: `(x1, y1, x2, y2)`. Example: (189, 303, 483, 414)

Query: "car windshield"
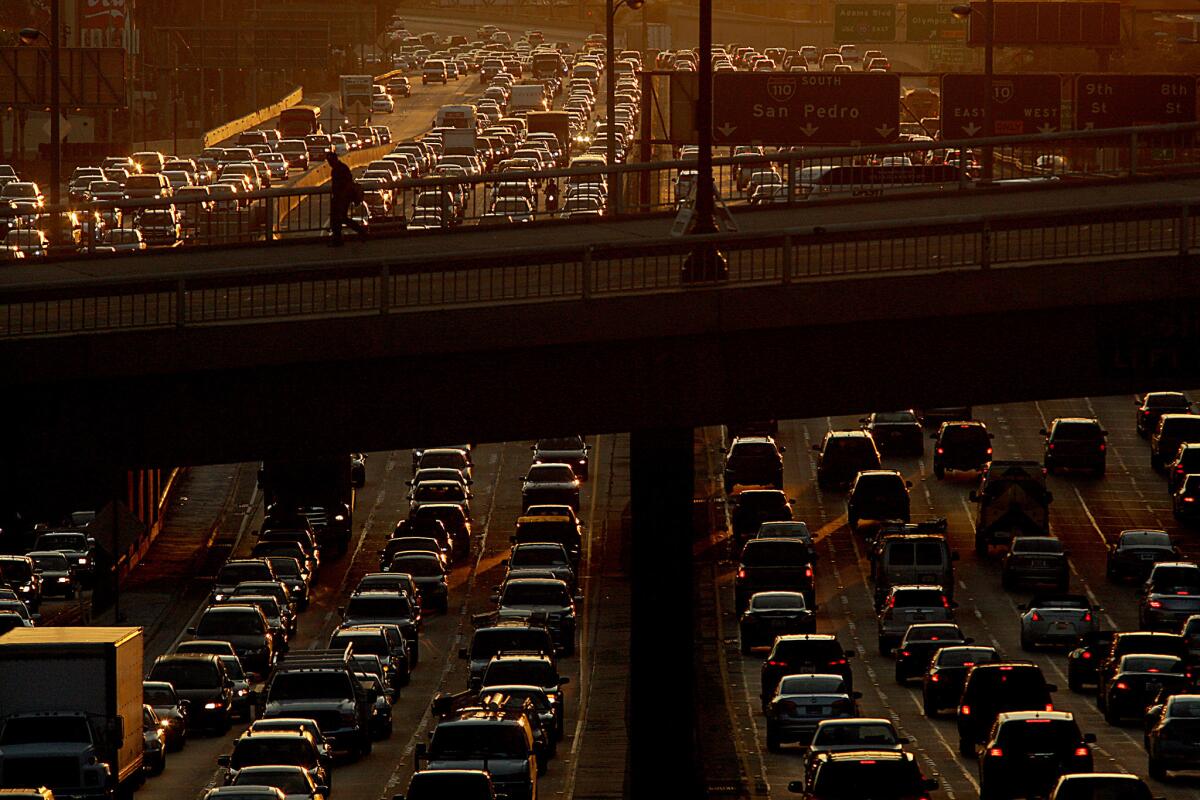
(1120, 531, 1171, 548)
(893, 590, 945, 607)
(1122, 655, 1183, 673)
(483, 660, 555, 688)
(0, 716, 91, 744)
(143, 686, 175, 705)
(813, 723, 897, 746)
(149, 660, 218, 690)
(471, 629, 550, 658)
(941, 425, 988, 445)
(1053, 421, 1102, 439)
(217, 563, 271, 585)
(751, 594, 806, 611)
(419, 452, 468, 470)
(430, 724, 529, 758)
(1013, 538, 1063, 554)
(36, 533, 86, 550)
(219, 656, 246, 679)
(511, 548, 568, 567)
(906, 625, 960, 642)
(345, 596, 411, 618)
(527, 465, 575, 482)
(29, 553, 68, 570)
(778, 675, 845, 694)
(742, 541, 809, 566)
(966, 668, 1046, 696)
(732, 442, 778, 459)
(537, 437, 583, 450)
(413, 484, 466, 502)
(873, 412, 915, 424)
(232, 770, 310, 794)
(196, 610, 262, 636)
(269, 558, 302, 578)
(406, 773, 490, 800)
(1151, 567, 1200, 592)
(234, 740, 315, 768)
(0, 561, 31, 580)
(995, 719, 1081, 752)
(936, 648, 996, 667)
(1148, 394, 1189, 408)
(392, 556, 443, 577)
(1050, 779, 1152, 800)
(268, 672, 353, 701)
(502, 583, 568, 606)
(758, 522, 811, 540)
(811, 759, 920, 798)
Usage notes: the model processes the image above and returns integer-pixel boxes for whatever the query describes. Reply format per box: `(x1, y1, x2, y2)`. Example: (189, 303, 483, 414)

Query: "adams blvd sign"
(712, 72, 901, 145)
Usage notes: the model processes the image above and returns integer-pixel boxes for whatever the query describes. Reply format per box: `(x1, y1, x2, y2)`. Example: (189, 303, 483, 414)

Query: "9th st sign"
(712, 72, 901, 145)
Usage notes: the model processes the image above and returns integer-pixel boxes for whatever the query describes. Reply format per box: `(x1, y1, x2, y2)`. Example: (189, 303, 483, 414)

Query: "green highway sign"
(905, 4, 969, 43)
(834, 4, 897, 43)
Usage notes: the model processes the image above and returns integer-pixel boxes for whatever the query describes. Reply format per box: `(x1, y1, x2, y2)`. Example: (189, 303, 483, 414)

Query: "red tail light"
(737, 568, 747, 579)
(900, 650, 911, 657)
(942, 596, 951, 609)
(987, 747, 1004, 757)
(1045, 703, 1055, 711)
(1186, 497, 1197, 503)
(986, 448, 993, 455)
(1148, 667, 1161, 673)
(963, 661, 975, 667)
(1177, 467, 1186, 475)
(1099, 443, 1106, 452)
(887, 595, 896, 608)
(1144, 409, 1152, 415)
(805, 566, 814, 578)
(859, 760, 876, 765)
(1084, 612, 1092, 622)
(936, 447, 944, 454)
(1074, 746, 1090, 757)
(1031, 611, 1041, 622)
(1150, 600, 1164, 608)
(830, 658, 848, 666)
(1115, 681, 1129, 690)
(930, 674, 940, 682)
(767, 660, 786, 667)
(1082, 651, 1093, 659)
(1178, 591, 1193, 596)
(1049, 443, 1055, 450)
(959, 704, 971, 715)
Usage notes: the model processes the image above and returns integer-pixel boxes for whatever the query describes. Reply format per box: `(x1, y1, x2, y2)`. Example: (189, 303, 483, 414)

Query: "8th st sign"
(712, 72, 901, 145)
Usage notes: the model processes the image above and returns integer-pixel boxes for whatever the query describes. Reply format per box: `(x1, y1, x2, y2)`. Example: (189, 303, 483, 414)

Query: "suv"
(1136, 391, 1193, 437)
(931, 421, 993, 478)
(795, 751, 936, 800)
(1151, 414, 1200, 470)
(956, 662, 1057, 756)
(894, 623, 969, 684)
(1096, 631, 1190, 700)
(723, 436, 785, 493)
(922, 645, 1001, 716)
(846, 471, 912, 533)
(876, 585, 955, 654)
(416, 712, 537, 800)
(491, 578, 579, 655)
(813, 431, 881, 491)
(977, 712, 1095, 799)
(1139, 562, 1200, 630)
(729, 490, 794, 544)
(1001, 536, 1069, 591)
(0, 555, 40, 611)
(734, 538, 816, 611)
(760, 634, 856, 710)
(461, 621, 556, 690)
(1166, 442, 1200, 492)
(261, 649, 373, 758)
(148, 653, 235, 732)
(859, 411, 923, 456)
(1102, 654, 1190, 723)
(188, 604, 276, 676)
(531, 436, 590, 481)
(1041, 417, 1107, 476)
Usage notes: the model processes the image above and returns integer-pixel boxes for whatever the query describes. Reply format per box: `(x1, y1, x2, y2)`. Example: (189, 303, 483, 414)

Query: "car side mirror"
(530, 445, 536, 451)
(968, 491, 978, 502)
(787, 781, 805, 794)
(1046, 684, 1058, 693)
(1046, 492, 1053, 503)
(779, 446, 786, 453)
(186, 627, 196, 635)
(86, 537, 96, 547)
(217, 755, 231, 767)
(415, 742, 427, 758)
(1083, 732, 1097, 743)
(574, 593, 585, 603)
(844, 649, 856, 658)
(179, 699, 191, 709)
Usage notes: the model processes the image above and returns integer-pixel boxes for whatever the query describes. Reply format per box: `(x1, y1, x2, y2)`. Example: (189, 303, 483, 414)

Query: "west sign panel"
(712, 72, 901, 145)
(941, 74, 1062, 138)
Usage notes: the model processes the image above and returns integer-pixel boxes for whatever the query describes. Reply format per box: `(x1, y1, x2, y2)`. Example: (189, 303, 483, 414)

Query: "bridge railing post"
(781, 235, 793, 285)
(980, 221, 992, 270)
(1180, 204, 1191, 258)
(175, 278, 186, 329)
(581, 245, 593, 300)
(264, 196, 275, 243)
(1129, 132, 1139, 177)
(380, 262, 391, 315)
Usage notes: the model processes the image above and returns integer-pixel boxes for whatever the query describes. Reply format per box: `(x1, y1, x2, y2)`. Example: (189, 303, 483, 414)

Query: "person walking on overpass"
(326, 151, 367, 247)
(544, 180, 559, 214)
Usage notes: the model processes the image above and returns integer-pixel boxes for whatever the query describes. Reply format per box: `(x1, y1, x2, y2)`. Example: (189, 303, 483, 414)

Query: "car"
(143, 704, 168, 776)
(520, 463, 581, 512)
(0, 555, 40, 611)
(764, 673, 861, 751)
(760, 634, 856, 711)
(143, 680, 189, 751)
(148, 653, 235, 732)
(479, 652, 568, 738)
(922, 645, 1002, 716)
(876, 585, 955, 655)
(1041, 417, 1107, 476)
(409, 480, 472, 518)
(337, 590, 421, 663)
(503, 542, 576, 590)
(203, 786, 288, 800)
(723, 436, 785, 493)
(218, 729, 330, 792)
(813, 430, 881, 491)
(1165, 442, 1200, 493)
(1066, 630, 1116, 692)
(1151, 413, 1200, 470)
(385, 551, 448, 612)
(729, 489, 794, 544)
(1172, 474, 1200, 523)
(1136, 391, 1193, 437)
(328, 624, 411, 689)
(740, 591, 816, 652)
(26, 550, 76, 598)
(382, 535, 449, 571)
(1096, 631, 1190, 707)
(491, 577, 579, 655)
(1101, 654, 1190, 724)
(846, 470, 912, 533)
(977, 711, 1095, 800)
(211, 559, 278, 603)
(919, 406, 974, 428)
(800, 718, 909, 786)
(1048, 774, 1153, 800)
(794, 750, 936, 800)
(1019, 594, 1100, 650)
(755, 521, 813, 541)
(931, 420, 993, 479)
(860, 411, 923, 456)
(894, 623, 969, 684)
(407, 504, 472, 561)
(1138, 561, 1200, 630)
(1001, 536, 1070, 591)
(734, 538, 816, 612)
(957, 662, 1057, 756)
(1106, 529, 1179, 582)
(1144, 692, 1200, 779)
(531, 436, 590, 481)
(414, 447, 473, 480)
(228, 765, 328, 800)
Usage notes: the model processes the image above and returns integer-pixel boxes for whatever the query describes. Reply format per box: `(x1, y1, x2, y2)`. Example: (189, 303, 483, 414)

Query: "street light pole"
(982, 0, 994, 183)
(692, 0, 717, 234)
(49, 0, 61, 214)
(606, 0, 643, 216)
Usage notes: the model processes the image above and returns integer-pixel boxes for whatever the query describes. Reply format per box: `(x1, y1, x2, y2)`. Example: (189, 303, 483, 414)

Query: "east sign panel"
(712, 73, 900, 145)
(941, 74, 1062, 138)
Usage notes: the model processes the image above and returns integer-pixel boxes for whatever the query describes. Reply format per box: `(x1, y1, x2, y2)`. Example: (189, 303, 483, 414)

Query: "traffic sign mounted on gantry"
(941, 74, 1062, 139)
(834, 4, 898, 43)
(712, 72, 901, 146)
(1074, 74, 1196, 129)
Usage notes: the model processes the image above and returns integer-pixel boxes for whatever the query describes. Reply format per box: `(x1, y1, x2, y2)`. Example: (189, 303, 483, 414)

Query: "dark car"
(1136, 391, 1193, 437)
(764, 674, 861, 750)
(1066, 630, 1115, 692)
(1139, 562, 1200, 630)
(761, 634, 856, 711)
(218, 730, 330, 792)
(1001, 536, 1069, 591)
(338, 590, 421, 662)
(1166, 442, 1200, 492)
(1172, 474, 1200, 523)
(148, 653, 234, 732)
(408, 504, 472, 561)
(813, 430, 882, 491)
(143, 680, 189, 751)
(723, 436, 785, 493)
(740, 591, 815, 652)
(893, 623, 969, 684)
(387, 551, 448, 612)
(1145, 692, 1200, 780)
(1101, 654, 1190, 724)
(531, 436, 590, 481)
(932, 421, 993, 479)
(1042, 417, 1107, 476)
(919, 406, 973, 428)
(922, 645, 1001, 716)
(27, 550, 76, 598)
(977, 711, 1095, 800)
(956, 662, 1057, 756)
(189, 604, 276, 677)
(520, 463, 581, 512)
(1151, 414, 1200, 471)
(729, 489, 794, 545)
(860, 411, 923, 456)
(381, 535, 448, 571)
(734, 538, 816, 611)
(212, 559, 278, 603)
(1049, 774, 1153, 800)
(397, 770, 495, 800)
(460, 621, 557, 691)
(492, 577, 579, 656)
(1106, 529, 1179, 583)
(846, 470, 912, 533)
(329, 624, 411, 689)
(0, 555, 41, 611)
(479, 652, 568, 738)
(793, 751, 936, 800)
(1097, 631, 1190, 704)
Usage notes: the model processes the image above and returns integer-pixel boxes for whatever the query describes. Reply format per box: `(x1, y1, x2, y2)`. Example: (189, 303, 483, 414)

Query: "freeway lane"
(709, 394, 1200, 799)
(137, 435, 628, 800)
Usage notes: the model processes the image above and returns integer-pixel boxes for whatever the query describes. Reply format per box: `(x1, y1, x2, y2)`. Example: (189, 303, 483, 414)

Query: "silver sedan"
(1018, 594, 1100, 650)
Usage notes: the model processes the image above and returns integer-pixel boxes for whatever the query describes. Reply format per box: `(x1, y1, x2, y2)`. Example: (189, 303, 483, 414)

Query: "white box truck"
(0, 628, 144, 800)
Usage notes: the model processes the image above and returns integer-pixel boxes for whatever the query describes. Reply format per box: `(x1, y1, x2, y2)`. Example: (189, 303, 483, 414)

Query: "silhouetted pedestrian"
(545, 180, 559, 213)
(326, 151, 367, 247)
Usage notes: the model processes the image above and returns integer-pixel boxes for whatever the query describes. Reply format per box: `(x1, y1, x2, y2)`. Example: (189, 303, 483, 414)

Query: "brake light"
(1082, 651, 1092, 659)
(859, 760, 876, 765)
(963, 661, 975, 667)
(1177, 467, 1186, 475)
(1049, 443, 1055, 450)
(1148, 667, 1161, 673)
(987, 747, 1003, 757)
(887, 595, 896, 608)
(1046, 703, 1055, 711)
(960, 704, 971, 715)
(830, 658, 848, 666)
(1150, 600, 1164, 608)
(1186, 497, 1197, 503)
(1084, 612, 1092, 622)
(767, 660, 786, 667)
(1074, 746, 1090, 757)
(999, 665, 1014, 671)
(986, 448, 993, 455)
(1027, 719, 1052, 723)
(1031, 612, 1041, 622)
(1144, 409, 1152, 415)
(805, 565, 814, 579)
(900, 650, 911, 657)
(942, 596, 951, 609)
(1100, 443, 1106, 452)
(936, 447, 944, 454)
(1115, 681, 1129, 690)
(737, 568, 747, 579)
(930, 674, 940, 682)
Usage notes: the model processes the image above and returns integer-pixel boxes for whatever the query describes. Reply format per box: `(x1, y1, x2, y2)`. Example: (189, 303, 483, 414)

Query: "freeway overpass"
(3, 174, 1200, 477)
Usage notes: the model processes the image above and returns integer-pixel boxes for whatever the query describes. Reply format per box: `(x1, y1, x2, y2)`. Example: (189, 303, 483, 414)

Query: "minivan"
(871, 534, 958, 606)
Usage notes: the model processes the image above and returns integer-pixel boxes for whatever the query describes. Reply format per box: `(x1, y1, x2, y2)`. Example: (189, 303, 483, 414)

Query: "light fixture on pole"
(951, 0, 994, 183)
(606, 0, 644, 216)
(18, 0, 61, 241)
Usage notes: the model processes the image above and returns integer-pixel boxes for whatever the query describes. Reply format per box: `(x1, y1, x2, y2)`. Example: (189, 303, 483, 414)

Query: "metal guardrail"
(0, 192, 1194, 340)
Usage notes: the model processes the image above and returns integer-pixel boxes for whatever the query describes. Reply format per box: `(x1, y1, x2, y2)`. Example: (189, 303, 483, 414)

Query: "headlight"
(237, 689, 249, 697)
(77, 557, 88, 565)
(213, 593, 227, 601)
(203, 702, 223, 710)
(334, 514, 346, 522)
(57, 577, 70, 583)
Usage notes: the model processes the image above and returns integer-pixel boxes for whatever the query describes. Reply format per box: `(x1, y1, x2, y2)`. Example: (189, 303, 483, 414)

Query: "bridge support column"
(629, 426, 699, 799)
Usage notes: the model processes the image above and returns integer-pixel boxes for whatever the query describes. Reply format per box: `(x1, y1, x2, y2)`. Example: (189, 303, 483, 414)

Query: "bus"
(434, 104, 477, 130)
(277, 105, 322, 139)
(798, 164, 964, 197)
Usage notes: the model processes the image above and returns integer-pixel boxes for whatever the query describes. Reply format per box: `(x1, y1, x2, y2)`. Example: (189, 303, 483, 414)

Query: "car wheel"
(1020, 632, 1034, 652)
(766, 726, 781, 753)
(741, 636, 751, 656)
(894, 666, 906, 685)
(1068, 672, 1084, 693)
(1149, 756, 1167, 782)
(934, 464, 945, 480)
(923, 693, 936, 717)
(959, 738, 975, 758)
